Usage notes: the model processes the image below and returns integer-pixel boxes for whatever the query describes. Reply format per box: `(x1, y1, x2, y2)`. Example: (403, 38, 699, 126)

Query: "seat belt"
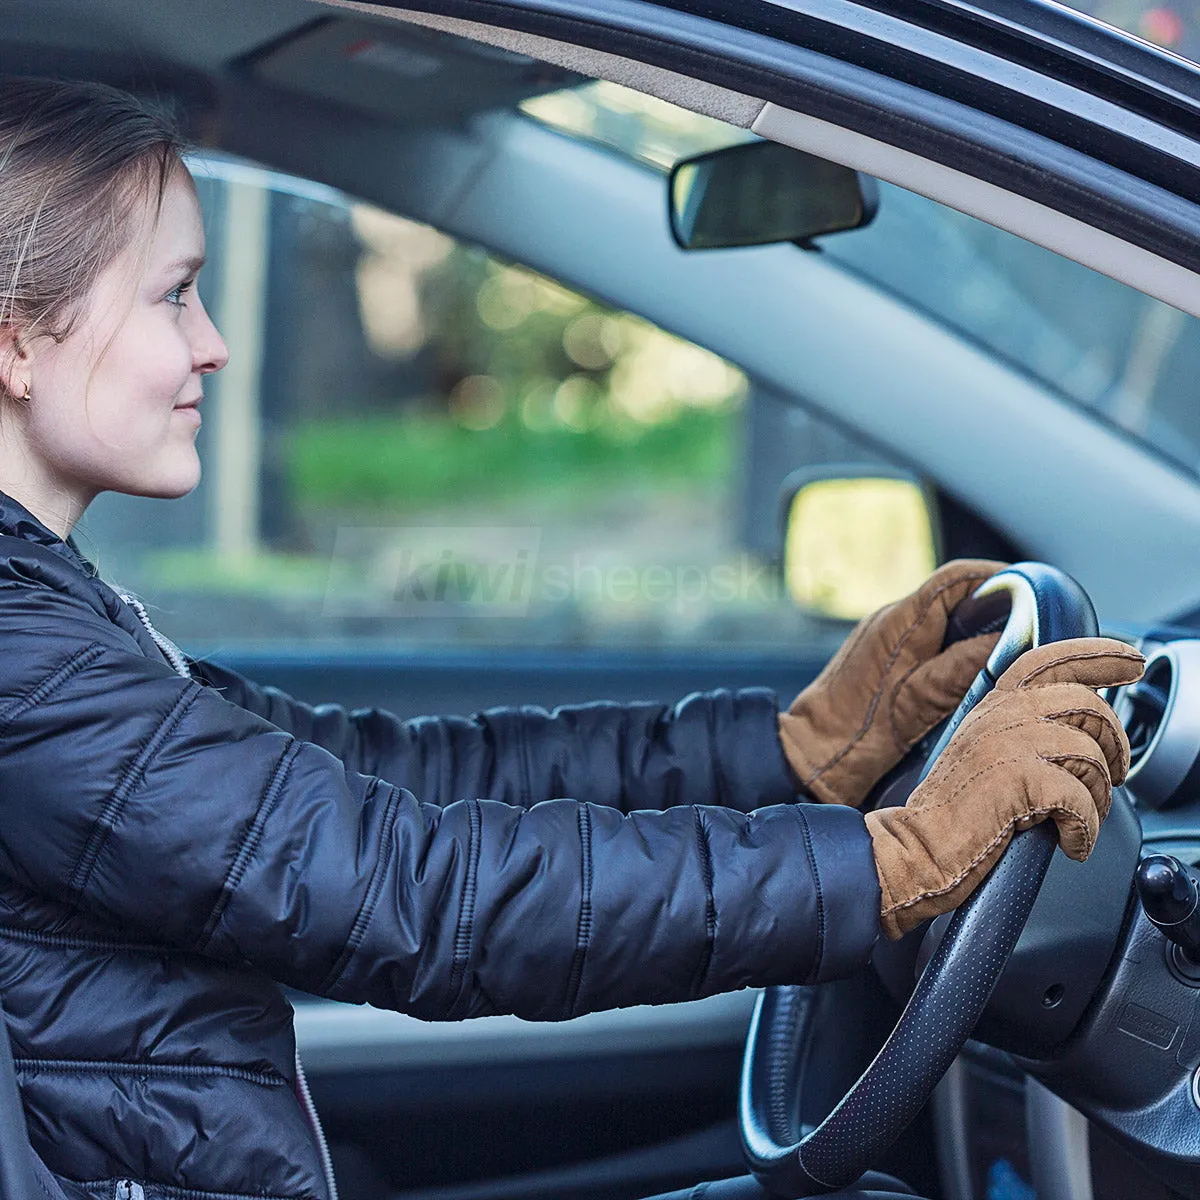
(0, 989, 47, 1200)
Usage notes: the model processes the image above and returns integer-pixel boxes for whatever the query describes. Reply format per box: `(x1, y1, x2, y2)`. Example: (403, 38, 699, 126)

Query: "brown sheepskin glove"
(779, 559, 1007, 807)
(866, 637, 1145, 939)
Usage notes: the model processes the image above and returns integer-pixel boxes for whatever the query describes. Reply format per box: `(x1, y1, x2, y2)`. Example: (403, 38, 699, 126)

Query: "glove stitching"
(940, 710, 1121, 774)
(907, 741, 1109, 821)
(886, 657, 928, 756)
(955, 706, 1118, 750)
(1015, 646, 1143, 689)
(885, 632, 998, 756)
(1042, 706, 1110, 725)
(803, 570, 996, 786)
(880, 802, 1094, 919)
(1043, 751, 1113, 821)
(959, 694, 1119, 738)
(1042, 749, 1109, 781)
(879, 817, 1017, 917)
(1040, 708, 1127, 774)
(907, 752, 1031, 816)
(968, 715, 1029, 740)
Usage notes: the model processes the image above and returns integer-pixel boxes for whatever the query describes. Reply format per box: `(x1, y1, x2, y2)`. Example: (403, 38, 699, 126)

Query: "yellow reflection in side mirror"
(784, 478, 937, 620)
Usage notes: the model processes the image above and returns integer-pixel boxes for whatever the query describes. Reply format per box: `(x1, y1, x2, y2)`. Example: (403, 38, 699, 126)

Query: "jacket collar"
(0, 489, 99, 577)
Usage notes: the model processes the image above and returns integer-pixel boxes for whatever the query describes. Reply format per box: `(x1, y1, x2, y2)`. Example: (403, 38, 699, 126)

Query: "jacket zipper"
(295, 1052, 339, 1200)
(117, 595, 340, 1200)
(118, 593, 192, 679)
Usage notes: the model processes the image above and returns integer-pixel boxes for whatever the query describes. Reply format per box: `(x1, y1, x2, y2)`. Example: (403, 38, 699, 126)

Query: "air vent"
(1124, 654, 1172, 773)
(1122, 641, 1200, 811)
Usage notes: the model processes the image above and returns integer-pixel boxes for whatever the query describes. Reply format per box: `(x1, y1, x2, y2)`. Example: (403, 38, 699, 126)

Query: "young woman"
(0, 78, 1141, 1200)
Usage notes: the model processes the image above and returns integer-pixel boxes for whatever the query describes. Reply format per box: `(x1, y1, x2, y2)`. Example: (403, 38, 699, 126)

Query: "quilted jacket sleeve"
(0, 578, 880, 1021)
(193, 659, 799, 815)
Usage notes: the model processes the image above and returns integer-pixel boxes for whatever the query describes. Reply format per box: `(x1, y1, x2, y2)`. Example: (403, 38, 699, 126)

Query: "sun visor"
(248, 17, 579, 127)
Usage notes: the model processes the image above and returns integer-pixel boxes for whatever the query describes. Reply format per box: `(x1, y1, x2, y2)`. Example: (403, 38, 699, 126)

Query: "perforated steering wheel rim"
(739, 564, 1098, 1197)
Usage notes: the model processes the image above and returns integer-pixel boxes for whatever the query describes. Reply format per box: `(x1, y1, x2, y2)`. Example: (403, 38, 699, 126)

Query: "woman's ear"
(0, 325, 31, 400)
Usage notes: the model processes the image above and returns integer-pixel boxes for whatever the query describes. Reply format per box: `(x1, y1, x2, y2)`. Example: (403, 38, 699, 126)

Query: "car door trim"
(309, 0, 1200, 296)
(291, 989, 758, 1073)
(321, 1, 768, 127)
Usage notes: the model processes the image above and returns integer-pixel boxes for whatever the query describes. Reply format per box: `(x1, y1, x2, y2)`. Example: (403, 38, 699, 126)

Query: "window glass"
(519, 82, 1200, 478)
(1056, 0, 1200, 64)
(84, 162, 845, 652)
(81, 83, 1200, 653)
(818, 181, 1200, 475)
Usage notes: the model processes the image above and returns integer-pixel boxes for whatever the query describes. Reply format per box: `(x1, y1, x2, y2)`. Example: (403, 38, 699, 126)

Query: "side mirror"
(669, 140, 878, 251)
(781, 467, 939, 621)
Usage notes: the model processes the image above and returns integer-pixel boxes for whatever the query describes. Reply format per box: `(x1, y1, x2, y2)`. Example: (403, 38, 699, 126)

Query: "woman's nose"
(192, 296, 229, 375)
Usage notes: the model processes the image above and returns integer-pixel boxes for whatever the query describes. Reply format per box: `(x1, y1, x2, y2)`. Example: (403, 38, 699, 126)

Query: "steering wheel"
(740, 563, 1099, 1197)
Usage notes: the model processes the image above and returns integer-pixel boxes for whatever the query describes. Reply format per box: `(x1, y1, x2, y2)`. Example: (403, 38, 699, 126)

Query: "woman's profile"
(0, 77, 1141, 1200)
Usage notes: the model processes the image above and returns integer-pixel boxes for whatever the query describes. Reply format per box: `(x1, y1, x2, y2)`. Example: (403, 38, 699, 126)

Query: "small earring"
(18, 380, 30, 404)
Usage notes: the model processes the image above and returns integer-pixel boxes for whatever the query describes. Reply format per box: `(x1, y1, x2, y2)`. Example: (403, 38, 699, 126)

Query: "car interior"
(4, 1, 1200, 1199)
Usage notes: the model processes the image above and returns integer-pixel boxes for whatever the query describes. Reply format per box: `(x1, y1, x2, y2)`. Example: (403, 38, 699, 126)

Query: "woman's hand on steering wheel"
(867, 637, 1144, 939)
(746, 564, 1139, 1197)
(778, 559, 1007, 809)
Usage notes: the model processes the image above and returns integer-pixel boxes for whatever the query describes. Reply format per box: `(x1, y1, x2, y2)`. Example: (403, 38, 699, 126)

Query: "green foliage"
(353, 209, 747, 431)
(316, 227, 748, 518)
(286, 405, 736, 512)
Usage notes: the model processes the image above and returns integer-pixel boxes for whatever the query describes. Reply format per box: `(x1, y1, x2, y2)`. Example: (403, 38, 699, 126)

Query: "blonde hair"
(0, 77, 184, 387)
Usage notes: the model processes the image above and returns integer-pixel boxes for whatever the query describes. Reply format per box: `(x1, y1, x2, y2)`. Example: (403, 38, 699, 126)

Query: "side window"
(82, 162, 868, 654)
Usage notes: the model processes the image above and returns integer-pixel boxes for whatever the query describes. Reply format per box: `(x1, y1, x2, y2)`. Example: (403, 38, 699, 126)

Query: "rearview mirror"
(669, 140, 878, 251)
(781, 467, 938, 621)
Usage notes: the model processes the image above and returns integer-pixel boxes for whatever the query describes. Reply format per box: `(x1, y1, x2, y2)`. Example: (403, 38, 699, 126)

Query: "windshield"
(818, 182, 1200, 476)
(521, 84, 1200, 479)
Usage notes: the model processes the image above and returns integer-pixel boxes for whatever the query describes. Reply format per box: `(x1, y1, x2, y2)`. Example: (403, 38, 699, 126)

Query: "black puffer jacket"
(0, 492, 880, 1199)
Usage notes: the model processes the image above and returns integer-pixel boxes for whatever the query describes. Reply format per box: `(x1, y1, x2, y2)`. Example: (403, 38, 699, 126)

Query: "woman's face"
(15, 164, 228, 515)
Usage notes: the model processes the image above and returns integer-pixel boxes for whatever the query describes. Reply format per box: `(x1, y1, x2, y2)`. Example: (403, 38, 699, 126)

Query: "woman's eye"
(166, 280, 194, 308)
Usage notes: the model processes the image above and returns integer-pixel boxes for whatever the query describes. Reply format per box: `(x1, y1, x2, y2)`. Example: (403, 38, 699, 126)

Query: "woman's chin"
(126, 452, 202, 500)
